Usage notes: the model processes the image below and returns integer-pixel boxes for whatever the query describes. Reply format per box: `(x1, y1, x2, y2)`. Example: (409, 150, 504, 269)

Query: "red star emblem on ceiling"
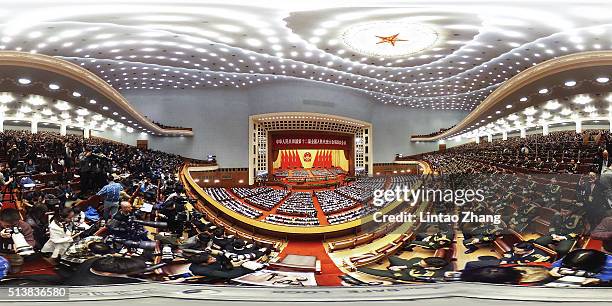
(375, 33, 407, 46)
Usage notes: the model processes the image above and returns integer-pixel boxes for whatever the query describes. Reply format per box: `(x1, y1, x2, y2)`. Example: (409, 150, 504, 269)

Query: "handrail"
(182, 166, 416, 235)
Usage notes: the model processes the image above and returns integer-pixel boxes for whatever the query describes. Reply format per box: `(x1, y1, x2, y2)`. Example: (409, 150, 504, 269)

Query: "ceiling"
(0, 0, 611, 111)
(0, 52, 194, 136)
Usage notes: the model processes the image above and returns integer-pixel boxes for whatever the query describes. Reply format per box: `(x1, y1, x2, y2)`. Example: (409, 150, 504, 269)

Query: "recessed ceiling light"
(519, 97, 528, 102)
(564, 80, 577, 87)
(18, 78, 31, 85)
(89, 99, 96, 104)
(102, 106, 109, 110)
(573, 95, 592, 105)
(72, 91, 81, 97)
(506, 104, 512, 109)
(596, 77, 609, 83)
(538, 88, 549, 94)
(54, 101, 71, 111)
(49, 84, 60, 90)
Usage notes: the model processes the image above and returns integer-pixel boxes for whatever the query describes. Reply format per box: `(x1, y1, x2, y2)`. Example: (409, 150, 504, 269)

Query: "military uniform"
(543, 184, 561, 208)
(405, 232, 453, 251)
(357, 257, 446, 282)
(534, 212, 583, 256)
(501, 248, 551, 264)
(508, 204, 537, 233)
(463, 224, 502, 254)
(522, 181, 537, 197)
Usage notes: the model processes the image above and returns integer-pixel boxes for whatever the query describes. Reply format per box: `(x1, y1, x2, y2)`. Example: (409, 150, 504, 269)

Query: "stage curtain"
(343, 149, 351, 161)
(272, 150, 279, 164)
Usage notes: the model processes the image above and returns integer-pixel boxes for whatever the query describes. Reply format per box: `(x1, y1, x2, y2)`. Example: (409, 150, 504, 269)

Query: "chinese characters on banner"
(274, 138, 347, 146)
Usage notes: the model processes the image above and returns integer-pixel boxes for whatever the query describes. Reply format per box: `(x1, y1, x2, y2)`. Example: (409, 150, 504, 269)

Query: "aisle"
(278, 240, 343, 286)
(311, 193, 330, 225)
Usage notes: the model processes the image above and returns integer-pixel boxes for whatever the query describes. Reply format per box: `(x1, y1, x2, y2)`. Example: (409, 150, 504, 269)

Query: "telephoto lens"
(134, 219, 168, 229)
(11, 227, 35, 256)
(122, 240, 158, 250)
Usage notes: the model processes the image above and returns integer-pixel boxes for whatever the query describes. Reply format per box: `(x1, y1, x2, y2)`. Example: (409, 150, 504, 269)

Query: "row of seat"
(344, 232, 415, 269)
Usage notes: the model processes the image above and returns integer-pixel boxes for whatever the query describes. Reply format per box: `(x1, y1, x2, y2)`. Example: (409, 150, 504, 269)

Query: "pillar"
(487, 134, 492, 142)
(31, 119, 38, 134)
(60, 123, 67, 136)
(475, 136, 480, 144)
(520, 128, 526, 138)
(0, 116, 3, 132)
(502, 131, 508, 140)
(83, 127, 90, 139)
(575, 119, 582, 133)
(543, 123, 549, 136)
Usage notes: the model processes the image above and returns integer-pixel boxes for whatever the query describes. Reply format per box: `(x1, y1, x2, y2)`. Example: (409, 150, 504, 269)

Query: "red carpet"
(279, 240, 343, 286)
(311, 194, 330, 226)
(12, 257, 57, 277)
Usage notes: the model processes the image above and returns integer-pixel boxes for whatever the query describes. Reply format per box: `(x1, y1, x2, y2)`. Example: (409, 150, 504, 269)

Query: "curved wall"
(122, 79, 468, 168)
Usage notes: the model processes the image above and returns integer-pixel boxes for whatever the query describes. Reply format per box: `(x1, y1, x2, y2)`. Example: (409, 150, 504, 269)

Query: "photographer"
(0, 208, 35, 273)
(0, 163, 14, 188)
(25, 204, 49, 250)
(41, 207, 79, 263)
(0, 163, 15, 208)
(78, 147, 94, 196)
(106, 202, 153, 244)
(90, 148, 112, 191)
(96, 175, 127, 220)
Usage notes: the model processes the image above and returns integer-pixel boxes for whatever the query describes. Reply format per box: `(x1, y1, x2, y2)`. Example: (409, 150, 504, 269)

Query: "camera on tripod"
(7, 226, 35, 256)
(175, 210, 203, 224)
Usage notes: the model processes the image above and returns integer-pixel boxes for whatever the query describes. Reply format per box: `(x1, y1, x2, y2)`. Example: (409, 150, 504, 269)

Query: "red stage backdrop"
(268, 131, 354, 175)
(270, 133, 352, 150)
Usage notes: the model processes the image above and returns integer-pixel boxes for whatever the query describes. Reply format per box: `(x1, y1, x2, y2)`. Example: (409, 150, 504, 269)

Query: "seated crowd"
(315, 189, 357, 214)
(291, 169, 309, 177)
(353, 130, 612, 286)
(243, 189, 289, 210)
(327, 206, 367, 225)
(231, 187, 272, 199)
(0, 130, 272, 285)
(205, 188, 262, 219)
(264, 214, 320, 227)
(335, 177, 385, 203)
(276, 192, 316, 217)
(310, 168, 333, 177)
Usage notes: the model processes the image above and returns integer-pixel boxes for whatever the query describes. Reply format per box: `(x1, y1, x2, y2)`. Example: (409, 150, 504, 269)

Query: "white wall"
(3, 123, 83, 135)
(121, 79, 469, 167)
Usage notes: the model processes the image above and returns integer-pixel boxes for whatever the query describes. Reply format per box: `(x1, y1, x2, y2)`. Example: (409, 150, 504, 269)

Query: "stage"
(271, 167, 348, 188)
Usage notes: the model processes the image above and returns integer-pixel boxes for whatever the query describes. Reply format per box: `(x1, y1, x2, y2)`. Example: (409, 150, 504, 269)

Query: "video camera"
(107, 213, 167, 242)
(176, 210, 203, 224)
